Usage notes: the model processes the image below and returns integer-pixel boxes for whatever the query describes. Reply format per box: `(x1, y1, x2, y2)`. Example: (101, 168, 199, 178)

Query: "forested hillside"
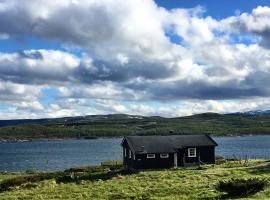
(1, 113, 270, 140)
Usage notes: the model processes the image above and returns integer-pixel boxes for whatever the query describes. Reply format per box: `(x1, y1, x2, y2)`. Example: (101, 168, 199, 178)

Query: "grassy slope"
(0, 161, 269, 200)
(1, 113, 270, 139)
(0, 174, 21, 183)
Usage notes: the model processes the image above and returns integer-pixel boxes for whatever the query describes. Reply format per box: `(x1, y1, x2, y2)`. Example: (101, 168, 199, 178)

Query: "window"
(133, 154, 136, 160)
(160, 153, 169, 158)
(124, 148, 127, 157)
(188, 148, 196, 157)
(147, 154, 155, 158)
(129, 150, 132, 158)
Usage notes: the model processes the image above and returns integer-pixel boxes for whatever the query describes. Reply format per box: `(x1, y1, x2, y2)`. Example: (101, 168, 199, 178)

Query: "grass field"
(0, 160, 269, 200)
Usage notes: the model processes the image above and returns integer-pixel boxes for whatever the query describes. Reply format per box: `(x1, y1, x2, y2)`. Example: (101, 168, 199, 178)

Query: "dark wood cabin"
(121, 135, 218, 170)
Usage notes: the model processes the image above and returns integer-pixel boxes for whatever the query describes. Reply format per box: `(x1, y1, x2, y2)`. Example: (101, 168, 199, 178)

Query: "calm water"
(0, 135, 269, 172)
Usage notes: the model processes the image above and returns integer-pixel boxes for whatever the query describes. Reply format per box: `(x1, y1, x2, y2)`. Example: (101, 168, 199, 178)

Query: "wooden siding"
(134, 153, 174, 169)
(178, 146, 215, 166)
(198, 146, 215, 164)
(122, 140, 136, 169)
(122, 138, 216, 170)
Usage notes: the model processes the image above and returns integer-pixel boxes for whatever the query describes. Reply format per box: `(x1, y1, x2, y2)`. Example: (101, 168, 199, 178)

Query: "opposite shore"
(1, 133, 270, 143)
(0, 135, 126, 142)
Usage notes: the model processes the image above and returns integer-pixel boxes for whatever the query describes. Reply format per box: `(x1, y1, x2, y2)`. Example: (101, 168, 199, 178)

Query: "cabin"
(121, 135, 218, 170)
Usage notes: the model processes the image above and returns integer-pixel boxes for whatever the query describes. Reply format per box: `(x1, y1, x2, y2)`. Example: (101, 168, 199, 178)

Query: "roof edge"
(206, 134, 218, 146)
(122, 136, 136, 153)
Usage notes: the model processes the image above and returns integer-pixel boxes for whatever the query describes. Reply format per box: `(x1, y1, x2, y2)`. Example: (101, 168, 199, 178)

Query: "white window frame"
(188, 148, 196, 157)
(124, 148, 127, 157)
(129, 149, 132, 158)
(160, 153, 169, 158)
(147, 154, 155, 158)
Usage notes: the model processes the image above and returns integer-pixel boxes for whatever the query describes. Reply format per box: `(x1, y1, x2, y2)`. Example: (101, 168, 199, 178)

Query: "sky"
(0, 0, 270, 119)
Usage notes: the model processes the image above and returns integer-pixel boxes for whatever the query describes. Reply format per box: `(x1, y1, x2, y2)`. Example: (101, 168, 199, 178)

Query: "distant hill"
(0, 114, 151, 127)
(229, 110, 270, 116)
(0, 111, 270, 140)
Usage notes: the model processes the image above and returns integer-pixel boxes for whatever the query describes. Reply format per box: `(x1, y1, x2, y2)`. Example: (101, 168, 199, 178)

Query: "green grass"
(0, 174, 22, 182)
(0, 160, 269, 199)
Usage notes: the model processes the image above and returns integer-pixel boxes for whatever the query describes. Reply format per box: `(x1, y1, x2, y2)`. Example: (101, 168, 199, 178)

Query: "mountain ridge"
(1, 111, 270, 140)
(2, 109, 270, 128)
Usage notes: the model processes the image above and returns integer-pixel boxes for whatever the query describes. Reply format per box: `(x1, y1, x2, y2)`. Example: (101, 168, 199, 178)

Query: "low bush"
(215, 155, 226, 165)
(0, 172, 64, 192)
(56, 169, 136, 184)
(25, 168, 37, 174)
(0, 176, 41, 192)
(64, 165, 105, 173)
(101, 160, 122, 166)
(101, 160, 123, 171)
(216, 178, 268, 197)
(65, 161, 123, 173)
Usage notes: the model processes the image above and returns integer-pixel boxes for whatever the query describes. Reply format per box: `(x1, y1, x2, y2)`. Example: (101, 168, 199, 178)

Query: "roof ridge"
(123, 135, 217, 154)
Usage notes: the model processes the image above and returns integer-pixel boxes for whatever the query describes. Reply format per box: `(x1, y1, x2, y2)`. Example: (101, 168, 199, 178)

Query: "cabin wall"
(123, 139, 175, 170)
(182, 147, 199, 164)
(199, 146, 215, 164)
(134, 153, 174, 169)
(177, 150, 184, 166)
(122, 138, 216, 169)
(122, 140, 136, 169)
(180, 146, 215, 165)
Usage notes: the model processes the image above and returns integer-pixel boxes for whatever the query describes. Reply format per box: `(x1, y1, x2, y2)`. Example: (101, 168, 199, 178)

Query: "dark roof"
(122, 135, 217, 154)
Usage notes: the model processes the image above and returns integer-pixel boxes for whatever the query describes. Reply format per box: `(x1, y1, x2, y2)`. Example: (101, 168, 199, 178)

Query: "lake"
(0, 135, 269, 172)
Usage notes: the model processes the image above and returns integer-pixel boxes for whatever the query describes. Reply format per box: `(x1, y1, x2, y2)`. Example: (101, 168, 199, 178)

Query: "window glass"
(147, 154, 155, 158)
(188, 148, 196, 157)
(160, 153, 169, 158)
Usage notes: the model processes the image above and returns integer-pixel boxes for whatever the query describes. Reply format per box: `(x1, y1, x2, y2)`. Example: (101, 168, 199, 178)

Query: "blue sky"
(0, 0, 270, 119)
(0, 36, 61, 52)
(156, 0, 270, 47)
(156, 0, 270, 18)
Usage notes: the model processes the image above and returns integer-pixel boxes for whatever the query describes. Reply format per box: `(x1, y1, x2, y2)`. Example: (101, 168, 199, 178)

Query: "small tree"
(216, 178, 268, 197)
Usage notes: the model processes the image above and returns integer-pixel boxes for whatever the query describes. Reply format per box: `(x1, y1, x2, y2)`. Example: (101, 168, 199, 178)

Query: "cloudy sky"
(0, 0, 270, 119)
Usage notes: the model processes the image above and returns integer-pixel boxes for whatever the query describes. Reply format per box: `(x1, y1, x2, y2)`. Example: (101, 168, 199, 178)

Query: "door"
(174, 153, 178, 167)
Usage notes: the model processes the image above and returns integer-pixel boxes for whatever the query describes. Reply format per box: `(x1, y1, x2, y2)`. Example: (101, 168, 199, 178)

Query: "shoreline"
(1, 134, 270, 143)
(1, 158, 269, 174)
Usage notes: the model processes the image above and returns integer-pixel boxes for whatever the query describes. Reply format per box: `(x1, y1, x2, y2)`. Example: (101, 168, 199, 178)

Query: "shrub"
(101, 160, 123, 167)
(64, 165, 105, 173)
(216, 178, 268, 197)
(215, 155, 226, 165)
(0, 173, 64, 192)
(101, 160, 123, 171)
(25, 168, 37, 174)
(0, 176, 42, 192)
